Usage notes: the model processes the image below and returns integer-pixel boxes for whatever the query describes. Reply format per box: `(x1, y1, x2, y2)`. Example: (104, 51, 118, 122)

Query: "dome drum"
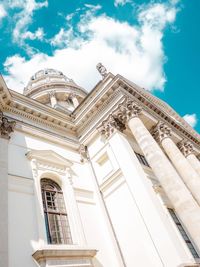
(23, 68, 87, 112)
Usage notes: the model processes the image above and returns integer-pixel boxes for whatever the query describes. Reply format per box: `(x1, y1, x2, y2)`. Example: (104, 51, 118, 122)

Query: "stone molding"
(98, 98, 142, 139)
(0, 111, 15, 139)
(151, 122, 171, 144)
(177, 140, 195, 157)
(1, 72, 200, 150)
(26, 149, 73, 175)
(32, 247, 97, 267)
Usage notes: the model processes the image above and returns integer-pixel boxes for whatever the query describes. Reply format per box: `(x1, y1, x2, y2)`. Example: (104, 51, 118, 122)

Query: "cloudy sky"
(0, 0, 199, 132)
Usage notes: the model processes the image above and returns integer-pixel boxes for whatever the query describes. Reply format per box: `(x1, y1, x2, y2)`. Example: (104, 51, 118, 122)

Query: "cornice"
(26, 83, 87, 99)
(4, 90, 77, 134)
(72, 73, 116, 122)
(1, 73, 200, 152)
(117, 77, 200, 146)
(74, 75, 200, 151)
(0, 75, 12, 108)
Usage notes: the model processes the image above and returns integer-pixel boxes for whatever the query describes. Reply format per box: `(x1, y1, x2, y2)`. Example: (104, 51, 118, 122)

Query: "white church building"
(1, 64, 200, 267)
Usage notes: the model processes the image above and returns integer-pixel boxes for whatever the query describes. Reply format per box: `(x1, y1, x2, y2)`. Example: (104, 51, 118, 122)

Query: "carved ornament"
(177, 140, 195, 157)
(98, 98, 142, 139)
(151, 122, 171, 144)
(0, 111, 16, 139)
(116, 98, 142, 123)
(98, 114, 126, 139)
(96, 63, 107, 78)
(79, 144, 89, 162)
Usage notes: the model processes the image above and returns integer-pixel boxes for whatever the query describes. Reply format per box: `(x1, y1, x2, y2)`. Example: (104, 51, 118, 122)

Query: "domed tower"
(23, 69, 87, 112)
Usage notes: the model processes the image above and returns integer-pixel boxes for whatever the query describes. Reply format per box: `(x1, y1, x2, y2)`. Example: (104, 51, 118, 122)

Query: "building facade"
(1, 65, 200, 267)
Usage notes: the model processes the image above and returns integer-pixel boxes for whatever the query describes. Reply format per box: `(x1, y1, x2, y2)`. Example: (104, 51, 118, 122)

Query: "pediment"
(0, 75, 12, 108)
(26, 150, 73, 168)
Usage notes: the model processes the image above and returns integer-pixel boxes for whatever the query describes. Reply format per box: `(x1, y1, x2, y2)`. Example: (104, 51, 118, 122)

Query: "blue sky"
(0, 0, 199, 132)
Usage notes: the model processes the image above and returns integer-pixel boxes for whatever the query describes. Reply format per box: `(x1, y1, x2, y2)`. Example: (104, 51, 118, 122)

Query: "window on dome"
(41, 178, 72, 245)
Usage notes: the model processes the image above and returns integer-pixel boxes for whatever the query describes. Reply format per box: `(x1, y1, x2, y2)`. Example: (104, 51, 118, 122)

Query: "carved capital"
(177, 140, 195, 157)
(151, 122, 171, 144)
(79, 145, 89, 163)
(115, 98, 142, 123)
(0, 112, 16, 140)
(98, 114, 126, 139)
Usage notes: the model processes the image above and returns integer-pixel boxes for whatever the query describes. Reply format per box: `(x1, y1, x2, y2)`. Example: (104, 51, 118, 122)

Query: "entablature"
(1, 73, 200, 154)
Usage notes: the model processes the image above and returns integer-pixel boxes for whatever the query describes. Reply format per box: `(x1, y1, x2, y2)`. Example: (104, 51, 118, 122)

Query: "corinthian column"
(110, 98, 200, 251)
(178, 140, 200, 177)
(0, 112, 15, 267)
(151, 122, 200, 206)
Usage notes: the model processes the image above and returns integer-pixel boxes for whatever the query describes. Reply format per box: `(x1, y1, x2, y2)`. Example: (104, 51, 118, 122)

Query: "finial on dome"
(96, 63, 107, 78)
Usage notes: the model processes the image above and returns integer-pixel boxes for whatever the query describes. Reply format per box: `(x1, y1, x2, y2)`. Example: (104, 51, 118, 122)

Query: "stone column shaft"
(128, 116, 200, 251)
(161, 137, 200, 205)
(152, 123, 200, 206)
(178, 140, 200, 178)
(187, 153, 200, 177)
(0, 139, 9, 267)
(0, 112, 16, 267)
(99, 99, 200, 251)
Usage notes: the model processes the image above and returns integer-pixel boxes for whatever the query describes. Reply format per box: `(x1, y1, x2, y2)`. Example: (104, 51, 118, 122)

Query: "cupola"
(23, 69, 87, 112)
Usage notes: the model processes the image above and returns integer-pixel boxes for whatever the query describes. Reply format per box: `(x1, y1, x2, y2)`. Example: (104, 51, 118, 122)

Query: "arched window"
(41, 178, 72, 244)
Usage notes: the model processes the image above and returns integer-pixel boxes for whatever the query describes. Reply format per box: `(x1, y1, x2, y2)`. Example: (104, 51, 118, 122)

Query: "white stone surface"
(128, 116, 200, 252)
(0, 138, 9, 267)
(161, 137, 200, 205)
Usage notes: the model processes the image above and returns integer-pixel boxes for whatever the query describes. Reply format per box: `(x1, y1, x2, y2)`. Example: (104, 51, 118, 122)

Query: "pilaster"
(0, 111, 15, 267)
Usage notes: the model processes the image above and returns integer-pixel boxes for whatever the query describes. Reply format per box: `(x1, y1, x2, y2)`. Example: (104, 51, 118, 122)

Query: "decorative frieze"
(0, 111, 16, 139)
(151, 122, 171, 144)
(177, 140, 195, 157)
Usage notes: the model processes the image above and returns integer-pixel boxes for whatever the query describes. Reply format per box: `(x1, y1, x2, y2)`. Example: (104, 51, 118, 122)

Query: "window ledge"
(178, 263, 200, 267)
(32, 246, 97, 267)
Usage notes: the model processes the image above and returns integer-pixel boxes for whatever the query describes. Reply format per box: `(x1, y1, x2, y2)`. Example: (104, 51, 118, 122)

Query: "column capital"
(116, 98, 142, 123)
(177, 140, 195, 157)
(98, 114, 126, 139)
(0, 112, 16, 140)
(79, 144, 89, 163)
(151, 122, 171, 144)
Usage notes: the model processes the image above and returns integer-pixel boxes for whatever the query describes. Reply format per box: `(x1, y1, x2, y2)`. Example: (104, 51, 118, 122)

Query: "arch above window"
(41, 178, 72, 245)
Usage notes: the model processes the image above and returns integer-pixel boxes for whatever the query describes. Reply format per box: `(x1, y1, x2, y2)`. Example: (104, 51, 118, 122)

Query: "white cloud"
(9, 0, 48, 51)
(22, 28, 45, 41)
(0, 4, 6, 21)
(50, 28, 74, 47)
(4, 2, 178, 93)
(183, 114, 198, 128)
(114, 0, 131, 7)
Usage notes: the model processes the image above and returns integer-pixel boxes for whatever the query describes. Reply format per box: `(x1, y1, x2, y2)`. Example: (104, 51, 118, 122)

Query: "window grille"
(135, 152, 150, 167)
(168, 208, 199, 258)
(41, 178, 72, 245)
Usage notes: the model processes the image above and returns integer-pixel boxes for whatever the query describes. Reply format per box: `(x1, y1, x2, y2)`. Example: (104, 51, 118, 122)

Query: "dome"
(23, 68, 87, 112)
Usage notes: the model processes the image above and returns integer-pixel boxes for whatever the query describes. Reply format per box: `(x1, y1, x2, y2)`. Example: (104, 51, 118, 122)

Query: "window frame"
(41, 178, 73, 245)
